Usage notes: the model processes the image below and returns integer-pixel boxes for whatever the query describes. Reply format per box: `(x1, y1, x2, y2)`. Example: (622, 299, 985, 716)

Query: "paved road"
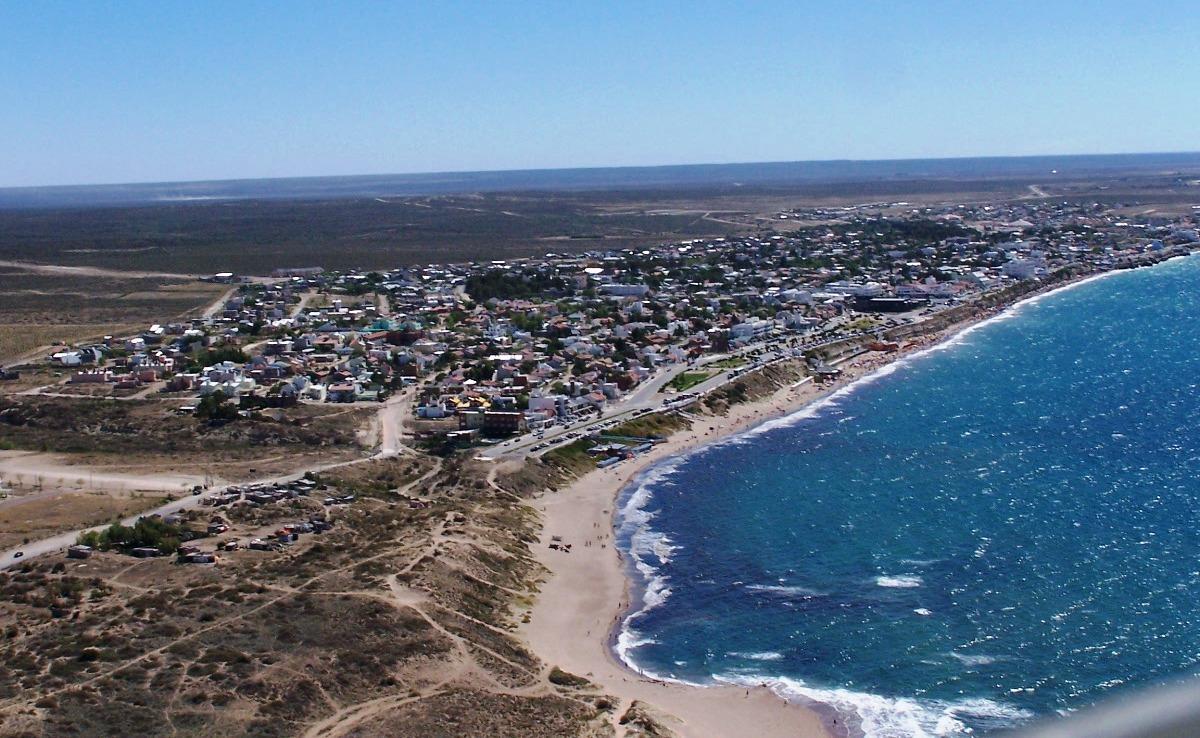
(478, 310, 945, 463)
(479, 335, 819, 461)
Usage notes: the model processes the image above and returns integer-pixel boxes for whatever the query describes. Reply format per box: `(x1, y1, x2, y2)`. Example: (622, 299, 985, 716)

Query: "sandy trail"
(0, 259, 200, 280)
(0, 450, 203, 494)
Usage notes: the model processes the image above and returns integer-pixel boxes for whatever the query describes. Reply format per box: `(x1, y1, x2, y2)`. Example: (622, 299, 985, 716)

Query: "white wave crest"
(949, 652, 1003, 667)
(876, 574, 923, 588)
(613, 456, 688, 667)
(728, 651, 785, 661)
(899, 558, 945, 567)
(614, 628, 658, 667)
(745, 583, 825, 597)
(715, 674, 1034, 738)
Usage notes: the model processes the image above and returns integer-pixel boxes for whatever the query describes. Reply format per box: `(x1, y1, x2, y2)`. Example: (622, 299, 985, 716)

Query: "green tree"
(195, 390, 238, 422)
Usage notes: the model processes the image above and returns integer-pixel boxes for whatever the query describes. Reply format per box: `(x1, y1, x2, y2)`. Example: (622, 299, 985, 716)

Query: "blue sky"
(1, 1, 1197, 187)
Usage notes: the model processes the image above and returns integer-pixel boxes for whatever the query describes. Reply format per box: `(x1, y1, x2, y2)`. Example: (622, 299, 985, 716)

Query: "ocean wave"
(715, 674, 1034, 738)
(899, 558, 945, 567)
(876, 574, 923, 588)
(613, 454, 688, 666)
(745, 583, 825, 598)
(728, 651, 785, 661)
(949, 652, 1004, 667)
(614, 629, 658, 667)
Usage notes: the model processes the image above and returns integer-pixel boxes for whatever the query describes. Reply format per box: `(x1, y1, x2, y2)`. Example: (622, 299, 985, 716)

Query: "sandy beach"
(519, 338, 950, 737)
(519, 270, 1128, 738)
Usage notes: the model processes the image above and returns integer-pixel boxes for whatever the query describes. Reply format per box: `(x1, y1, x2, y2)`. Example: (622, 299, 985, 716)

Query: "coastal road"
(479, 335, 819, 461)
(479, 313, 918, 463)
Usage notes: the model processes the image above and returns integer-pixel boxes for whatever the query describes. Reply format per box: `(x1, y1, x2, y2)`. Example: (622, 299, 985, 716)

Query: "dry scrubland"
(0, 396, 370, 465)
(0, 378, 782, 737)
(0, 456, 622, 738)
(0, 178, 1065, 276)
(0, 492, 165, 551)
(0, 266, 225, 362)
(0, 173, 1188, 276)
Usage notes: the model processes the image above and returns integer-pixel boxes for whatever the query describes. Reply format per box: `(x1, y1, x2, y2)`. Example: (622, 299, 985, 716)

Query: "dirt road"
(0, 259, 200, 280)
(0, 395, 415, 568)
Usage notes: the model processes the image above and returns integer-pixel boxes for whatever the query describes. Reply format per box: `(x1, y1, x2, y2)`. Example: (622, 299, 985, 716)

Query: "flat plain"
(3, 170, 1195, 276)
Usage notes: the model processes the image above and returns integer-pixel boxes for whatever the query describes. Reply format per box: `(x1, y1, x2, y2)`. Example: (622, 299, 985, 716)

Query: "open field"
(0, 490, 166, 550)
(0, 265, 226, 362)
(0, 269, 223, 324)
(0, 193, 743, 275)
(0, 396, 373, 466)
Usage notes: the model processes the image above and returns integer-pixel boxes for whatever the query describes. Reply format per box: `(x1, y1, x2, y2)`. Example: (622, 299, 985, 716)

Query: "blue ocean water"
(614, 254, 1200, 737)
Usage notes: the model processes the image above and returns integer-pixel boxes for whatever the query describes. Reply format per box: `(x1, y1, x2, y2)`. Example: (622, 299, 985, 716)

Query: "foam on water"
(728, 651, 785, 661)
(745, 583, 826, 597)
(614, 454, 690, 664)
(948, 653, 1004, 667)
(715, 674, 1034, 738)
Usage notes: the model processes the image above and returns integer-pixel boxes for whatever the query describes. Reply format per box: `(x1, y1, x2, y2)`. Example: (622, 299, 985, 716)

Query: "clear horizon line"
(4, 148, 1200, 193)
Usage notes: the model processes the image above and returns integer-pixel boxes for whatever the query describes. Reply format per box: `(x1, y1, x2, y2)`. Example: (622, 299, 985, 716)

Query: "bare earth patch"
(0, 490, 166, 550)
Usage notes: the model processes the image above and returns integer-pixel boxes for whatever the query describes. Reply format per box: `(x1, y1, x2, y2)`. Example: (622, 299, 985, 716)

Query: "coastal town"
(7, 3, 1200, 735)
(5, 199, 1197, 471)
(0, 193, 1196, 738)
(0, 195, 1196, 737)
(0, 198, 1194, 566)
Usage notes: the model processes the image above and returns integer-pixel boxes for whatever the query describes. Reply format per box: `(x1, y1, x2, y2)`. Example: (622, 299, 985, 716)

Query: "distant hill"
(3, 152, 1199, 210)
